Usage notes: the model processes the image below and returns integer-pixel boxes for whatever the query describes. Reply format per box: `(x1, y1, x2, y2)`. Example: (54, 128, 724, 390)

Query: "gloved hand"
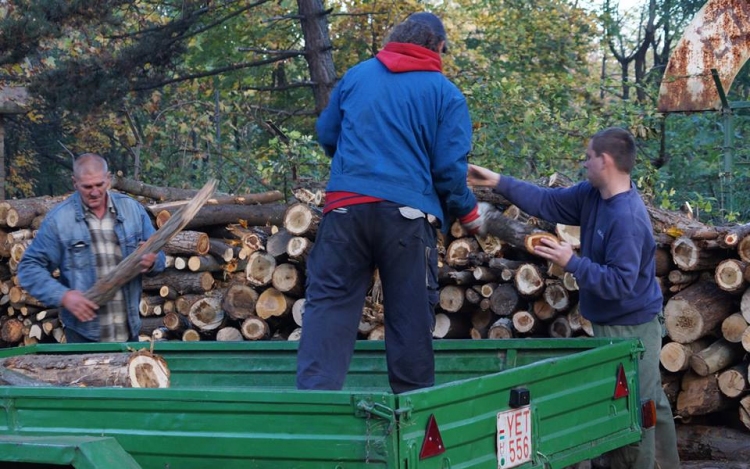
(459, 204, 486, 236)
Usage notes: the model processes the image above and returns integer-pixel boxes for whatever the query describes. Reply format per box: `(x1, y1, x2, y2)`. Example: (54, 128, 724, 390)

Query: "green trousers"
(592, 315, 681, 469)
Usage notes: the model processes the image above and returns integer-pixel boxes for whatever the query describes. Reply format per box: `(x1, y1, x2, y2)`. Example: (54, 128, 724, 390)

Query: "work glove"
(459, 204, 486, 236)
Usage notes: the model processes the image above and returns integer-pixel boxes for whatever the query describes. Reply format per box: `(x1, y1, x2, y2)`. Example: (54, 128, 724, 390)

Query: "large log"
(483, 207, 557, 257)
(221, 283, 259, 321)
(163, 230, 210, 256)
(283, 202, 321, 238)
(660, 338, 712, 373)
(675, 424, 750, 462)
(664, 280, 736, 343)
(156, 203, 286, 231)
(671, 236, 730, 272)
(4, 195, 66, 228)
(1, 349, 169, 387)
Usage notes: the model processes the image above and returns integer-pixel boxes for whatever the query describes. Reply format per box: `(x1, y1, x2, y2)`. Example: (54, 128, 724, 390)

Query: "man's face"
(582, 141, 605, 188)
(74, 170, 111, 211)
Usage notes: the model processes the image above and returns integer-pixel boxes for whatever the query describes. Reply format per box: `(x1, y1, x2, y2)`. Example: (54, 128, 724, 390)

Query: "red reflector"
(641, 400, 657, 428)
(419, 414, 446, 460)
(613, 363, 629, 399)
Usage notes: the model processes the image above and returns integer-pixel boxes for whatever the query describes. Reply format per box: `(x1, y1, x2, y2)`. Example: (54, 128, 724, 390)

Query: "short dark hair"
(384, 12, 447, 53)
(590, 127, 636, 173)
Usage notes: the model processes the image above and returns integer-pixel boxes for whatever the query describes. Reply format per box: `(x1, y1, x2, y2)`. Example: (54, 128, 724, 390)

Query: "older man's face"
(74, 170, 111, 211)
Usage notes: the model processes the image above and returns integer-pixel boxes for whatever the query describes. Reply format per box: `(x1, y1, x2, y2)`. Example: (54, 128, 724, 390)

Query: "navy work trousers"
(296, 201, 439, 394)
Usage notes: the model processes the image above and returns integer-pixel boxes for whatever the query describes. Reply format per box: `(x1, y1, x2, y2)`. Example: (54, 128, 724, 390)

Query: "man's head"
(73, 153, 111, 212)
(385, 12, 448, 54)
(589, 127, 636, 173)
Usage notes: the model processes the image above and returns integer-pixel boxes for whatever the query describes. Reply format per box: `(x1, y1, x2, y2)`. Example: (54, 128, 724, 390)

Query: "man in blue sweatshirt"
(467, 127, 680, 469)
(296, 12, 484, 394)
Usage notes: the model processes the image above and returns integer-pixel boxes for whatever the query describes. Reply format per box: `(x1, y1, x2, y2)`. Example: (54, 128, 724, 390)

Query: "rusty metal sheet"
(658, 0, 750, 113)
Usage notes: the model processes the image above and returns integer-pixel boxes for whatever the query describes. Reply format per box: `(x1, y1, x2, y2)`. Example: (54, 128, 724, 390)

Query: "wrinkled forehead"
(74, 170, 109, 186)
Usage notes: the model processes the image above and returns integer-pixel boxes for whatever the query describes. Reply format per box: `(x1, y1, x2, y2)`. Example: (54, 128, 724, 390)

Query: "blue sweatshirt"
(495, 176, 662, 325)
(315, 43, 477, 229)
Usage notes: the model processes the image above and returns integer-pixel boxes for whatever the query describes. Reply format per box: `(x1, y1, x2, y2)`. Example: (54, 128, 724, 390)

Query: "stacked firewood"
(3, 174, 750, 432)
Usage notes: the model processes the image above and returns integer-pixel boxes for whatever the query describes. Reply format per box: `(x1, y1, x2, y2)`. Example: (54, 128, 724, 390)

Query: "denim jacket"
(17, 191, 166, 341)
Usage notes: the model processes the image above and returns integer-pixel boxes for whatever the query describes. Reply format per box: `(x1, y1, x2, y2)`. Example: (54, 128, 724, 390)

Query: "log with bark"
(1, 349, 169, 387)
(155, 203, 286, 231)
(663, 280, 737, 344)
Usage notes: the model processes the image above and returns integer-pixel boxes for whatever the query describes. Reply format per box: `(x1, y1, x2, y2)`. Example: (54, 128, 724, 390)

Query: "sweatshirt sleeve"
(430, 89, 477, 219)
(495, 176, 584, 226)
(315, 80, 344, 158)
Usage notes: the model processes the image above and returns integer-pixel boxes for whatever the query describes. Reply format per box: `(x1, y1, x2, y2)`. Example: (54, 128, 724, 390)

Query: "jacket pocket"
(67, 239, 91, 271)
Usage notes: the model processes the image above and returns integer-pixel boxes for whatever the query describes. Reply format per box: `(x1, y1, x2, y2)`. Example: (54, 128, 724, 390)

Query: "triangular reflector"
(419, 414, 446, 460)
(613, 363, 629, 399)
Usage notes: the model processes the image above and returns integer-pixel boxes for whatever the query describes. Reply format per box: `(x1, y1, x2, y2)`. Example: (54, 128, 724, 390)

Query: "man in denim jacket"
(18, 153, 166, 342)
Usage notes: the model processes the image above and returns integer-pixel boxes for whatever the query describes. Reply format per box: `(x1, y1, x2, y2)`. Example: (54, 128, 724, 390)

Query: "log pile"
(4, 175, 750, 435)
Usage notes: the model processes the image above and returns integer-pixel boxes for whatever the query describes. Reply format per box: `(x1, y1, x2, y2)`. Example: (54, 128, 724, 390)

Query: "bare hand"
(467, 164, 501, 187)
(533, 237, 574, 269)
(61, 290, 99, 322)
(140, 252, 157, 273)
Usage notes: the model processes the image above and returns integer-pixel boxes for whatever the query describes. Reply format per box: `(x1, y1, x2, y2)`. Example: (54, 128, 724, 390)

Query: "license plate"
(496, 406, 532, 468)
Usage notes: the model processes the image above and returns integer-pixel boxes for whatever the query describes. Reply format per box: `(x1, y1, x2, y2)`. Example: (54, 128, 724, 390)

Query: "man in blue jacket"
(18, 153, 166, 342)
(296, 12, 484, 394)
(467, 127, 680, 469)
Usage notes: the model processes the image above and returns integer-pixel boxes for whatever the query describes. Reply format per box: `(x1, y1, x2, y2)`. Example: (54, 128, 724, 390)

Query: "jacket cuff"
(458, 205, 480, 224)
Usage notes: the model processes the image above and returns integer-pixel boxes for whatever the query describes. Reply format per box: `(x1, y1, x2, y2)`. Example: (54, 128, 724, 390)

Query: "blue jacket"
(17, 191, 166, 340)
(316, 45, 477, 228)
(495, 177, 662, 325)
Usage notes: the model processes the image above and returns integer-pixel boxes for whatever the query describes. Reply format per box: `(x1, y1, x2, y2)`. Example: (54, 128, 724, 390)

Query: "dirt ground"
(682, 463, 750, 469)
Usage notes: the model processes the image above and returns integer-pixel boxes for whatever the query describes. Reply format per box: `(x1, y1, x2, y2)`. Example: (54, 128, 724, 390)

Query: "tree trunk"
(297, 0, 336, 113)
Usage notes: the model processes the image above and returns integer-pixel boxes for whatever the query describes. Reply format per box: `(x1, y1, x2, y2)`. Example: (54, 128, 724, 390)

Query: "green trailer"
(0, 338, 644, 469)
